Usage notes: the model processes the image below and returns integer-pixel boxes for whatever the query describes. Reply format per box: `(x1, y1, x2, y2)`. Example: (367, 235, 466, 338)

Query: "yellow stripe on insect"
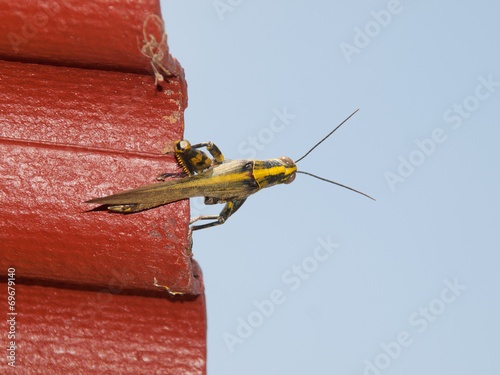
(252, 160, 297, 189)
(252, 166, 285, 188)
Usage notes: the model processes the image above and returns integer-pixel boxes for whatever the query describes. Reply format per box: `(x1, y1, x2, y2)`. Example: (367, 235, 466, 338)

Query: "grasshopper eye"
(280, 156, 295, 167)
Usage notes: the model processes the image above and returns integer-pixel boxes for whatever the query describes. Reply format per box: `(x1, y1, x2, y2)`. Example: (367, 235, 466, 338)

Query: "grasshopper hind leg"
(187, 198, 247, 249)
(189, 198, 247, 231)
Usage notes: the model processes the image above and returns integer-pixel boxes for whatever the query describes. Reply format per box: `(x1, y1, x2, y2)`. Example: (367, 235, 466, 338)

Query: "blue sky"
(161, 1, 500, 374)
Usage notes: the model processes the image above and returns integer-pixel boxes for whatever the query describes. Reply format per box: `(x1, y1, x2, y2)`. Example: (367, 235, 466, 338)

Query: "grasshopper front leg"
(169, 140, 225, 178)
(190, 142, 224, 164)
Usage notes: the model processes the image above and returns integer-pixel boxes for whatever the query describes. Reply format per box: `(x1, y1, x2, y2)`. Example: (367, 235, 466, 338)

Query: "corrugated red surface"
(0, 1, 206, 373)
(0, 282, 206, 374)
(0, 53, 198, 294)
(0, 0, 183, 77)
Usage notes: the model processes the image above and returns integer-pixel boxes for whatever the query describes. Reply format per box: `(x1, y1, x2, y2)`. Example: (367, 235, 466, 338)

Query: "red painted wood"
(0, 1, 206, 373)
(0, 282, 206, 374)
(0, 57, 199, 294)
(0, 0, 184, 78)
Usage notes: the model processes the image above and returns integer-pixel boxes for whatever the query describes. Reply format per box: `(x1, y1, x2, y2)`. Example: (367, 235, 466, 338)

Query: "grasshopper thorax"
(251, 156, 297, 189)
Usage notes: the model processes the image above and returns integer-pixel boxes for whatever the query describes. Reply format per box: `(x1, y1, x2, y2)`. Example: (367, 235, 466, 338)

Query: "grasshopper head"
(251, 156, 297, 189)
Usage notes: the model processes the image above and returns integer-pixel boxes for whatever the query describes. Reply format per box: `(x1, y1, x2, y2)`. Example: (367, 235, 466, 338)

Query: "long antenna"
(297, 171, 375, 200)
(295, 109, 359, 164)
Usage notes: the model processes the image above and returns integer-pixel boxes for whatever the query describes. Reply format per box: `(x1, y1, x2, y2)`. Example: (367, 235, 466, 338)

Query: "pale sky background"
(161, 1, 500, 374)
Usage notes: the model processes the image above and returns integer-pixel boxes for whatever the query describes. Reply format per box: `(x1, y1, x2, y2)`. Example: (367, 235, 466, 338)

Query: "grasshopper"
(86, 110, 374, 240)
